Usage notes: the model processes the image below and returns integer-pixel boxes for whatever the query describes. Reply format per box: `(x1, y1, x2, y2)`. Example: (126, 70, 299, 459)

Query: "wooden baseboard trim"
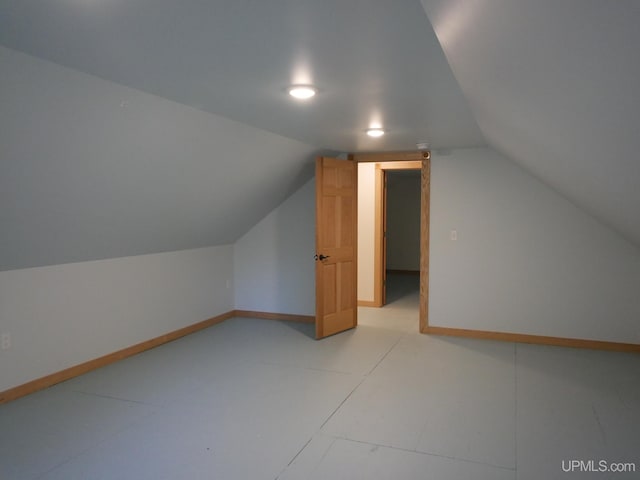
(233, 310, 315, 324)
(0, 311, 235, 404)
(424, 326, 640, 353)
(11, 311, 637, 404)
(0, 309, 314, 404)
(357, 300, 381, 307)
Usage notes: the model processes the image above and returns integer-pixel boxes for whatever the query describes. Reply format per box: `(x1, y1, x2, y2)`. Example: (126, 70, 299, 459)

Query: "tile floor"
(1, 275, 638, 479)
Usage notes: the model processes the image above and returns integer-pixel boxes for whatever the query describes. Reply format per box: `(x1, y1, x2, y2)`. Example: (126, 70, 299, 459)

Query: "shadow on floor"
(282, 320, 316, 339)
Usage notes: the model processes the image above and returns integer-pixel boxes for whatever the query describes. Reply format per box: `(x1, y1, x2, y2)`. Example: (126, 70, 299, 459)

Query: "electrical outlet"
(1, 333, 10, 350)
(450, 229, 458, 241)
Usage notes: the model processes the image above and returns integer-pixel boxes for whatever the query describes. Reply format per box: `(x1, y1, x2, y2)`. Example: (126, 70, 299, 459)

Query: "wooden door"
(315, 157, 357, 339)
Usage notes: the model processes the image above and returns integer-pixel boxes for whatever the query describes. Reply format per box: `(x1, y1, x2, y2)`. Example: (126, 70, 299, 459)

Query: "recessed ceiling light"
(366, 128, 385, 138)
(288, 85, 317, 100)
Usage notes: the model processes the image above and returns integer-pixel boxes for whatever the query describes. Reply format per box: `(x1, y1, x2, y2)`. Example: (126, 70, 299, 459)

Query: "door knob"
(315, 254, 331, 261)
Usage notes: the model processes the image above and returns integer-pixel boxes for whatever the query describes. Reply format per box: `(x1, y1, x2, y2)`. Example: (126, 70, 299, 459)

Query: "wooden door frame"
(349, 151, 430, 332)
(377, 161, 423, 308)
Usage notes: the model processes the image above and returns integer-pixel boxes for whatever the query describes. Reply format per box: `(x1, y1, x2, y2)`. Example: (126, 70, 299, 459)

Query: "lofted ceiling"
(0, 0, 484, 152)
(421, 0, 640, 247)
(0, 45, 327, 271)
(1, 0, 639, 272)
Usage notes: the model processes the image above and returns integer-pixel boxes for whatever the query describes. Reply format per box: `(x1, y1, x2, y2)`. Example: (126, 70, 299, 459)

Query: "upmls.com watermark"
(562, 460, 637, 474)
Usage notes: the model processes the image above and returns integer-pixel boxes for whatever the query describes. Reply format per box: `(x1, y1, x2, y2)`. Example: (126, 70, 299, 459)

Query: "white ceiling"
(1, 0, 639, 271)
(0, 0, 484, 151)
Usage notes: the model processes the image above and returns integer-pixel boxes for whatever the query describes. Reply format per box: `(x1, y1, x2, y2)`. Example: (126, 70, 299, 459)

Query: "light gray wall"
(386, 172, 421, 271)
(4, 145, 638, 393)
(0, 246, 234, 392)
(429, 148, 640, 343)
(234, 180, 315, 316)
(0, 46, 321, 271)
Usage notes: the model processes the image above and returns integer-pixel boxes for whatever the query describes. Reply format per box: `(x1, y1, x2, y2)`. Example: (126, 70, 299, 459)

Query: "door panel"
(315, 157, 357, 339)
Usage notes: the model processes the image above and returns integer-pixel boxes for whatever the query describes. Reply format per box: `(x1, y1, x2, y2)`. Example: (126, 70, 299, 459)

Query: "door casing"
(349, 152, 430, 332)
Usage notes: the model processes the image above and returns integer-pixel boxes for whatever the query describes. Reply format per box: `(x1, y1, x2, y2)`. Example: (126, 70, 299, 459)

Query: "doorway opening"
(351, 152, 430, 332)
(384, 168, 422, 307)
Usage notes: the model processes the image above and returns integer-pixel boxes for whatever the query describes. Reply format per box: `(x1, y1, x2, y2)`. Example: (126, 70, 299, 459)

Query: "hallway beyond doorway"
(358, 273, 419, 333)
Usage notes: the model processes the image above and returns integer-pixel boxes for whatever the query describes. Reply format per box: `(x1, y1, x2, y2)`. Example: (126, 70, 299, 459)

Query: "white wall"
(5, 146, 638, 394)
(386, 172, 421, 271)
(429, 147, 640, 343)
(234, 180, 316, 315)
(357, 163, 376, 302)
(0, 246, 233, 392)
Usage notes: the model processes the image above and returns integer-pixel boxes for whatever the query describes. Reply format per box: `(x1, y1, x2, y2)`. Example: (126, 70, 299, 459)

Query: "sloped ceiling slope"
(0, 47, 327, 271)
(0, 0, 485, 271)
(421, 0, 640, 247)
